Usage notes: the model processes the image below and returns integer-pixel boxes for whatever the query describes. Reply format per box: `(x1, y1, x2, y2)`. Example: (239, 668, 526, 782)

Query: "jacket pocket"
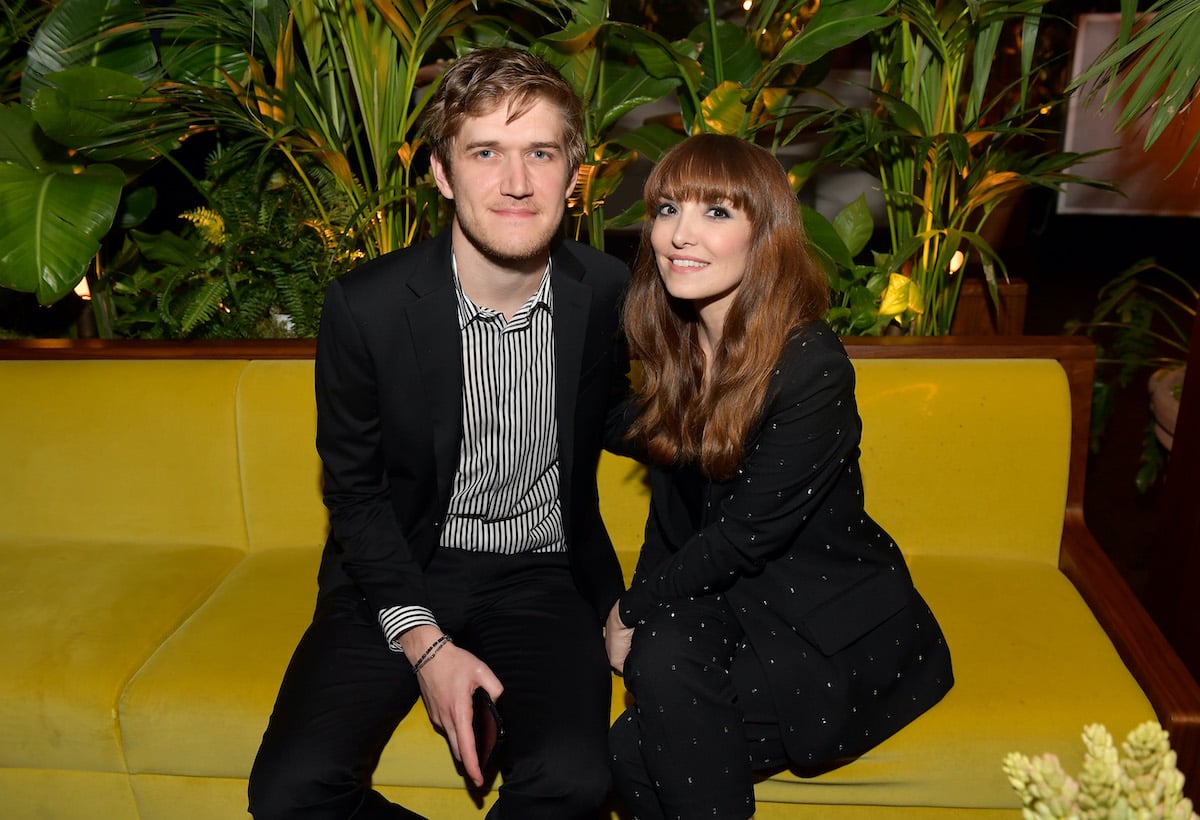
(800, 571, 913, 656)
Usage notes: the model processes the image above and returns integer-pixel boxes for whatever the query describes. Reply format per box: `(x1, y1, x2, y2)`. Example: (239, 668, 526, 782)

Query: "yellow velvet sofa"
(2, 336, 1197, 819)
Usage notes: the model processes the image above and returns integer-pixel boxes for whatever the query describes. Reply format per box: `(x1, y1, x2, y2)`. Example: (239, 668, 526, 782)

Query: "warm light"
(1039, 105, 1051, 116)
(742, 0, 753, 10)
(74, 278, 91, 300)
(948, 250, 965, 275)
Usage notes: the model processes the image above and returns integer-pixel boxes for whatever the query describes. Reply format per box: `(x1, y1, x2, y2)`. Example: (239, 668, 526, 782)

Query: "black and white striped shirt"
(379, 260, 563, 651)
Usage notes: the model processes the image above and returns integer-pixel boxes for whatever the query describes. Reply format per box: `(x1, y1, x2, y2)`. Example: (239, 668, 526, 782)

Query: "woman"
(606, 133, 954, 820)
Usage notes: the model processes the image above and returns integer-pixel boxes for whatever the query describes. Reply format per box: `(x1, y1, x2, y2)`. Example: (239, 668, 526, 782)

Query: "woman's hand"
(605, 602, 634, 674)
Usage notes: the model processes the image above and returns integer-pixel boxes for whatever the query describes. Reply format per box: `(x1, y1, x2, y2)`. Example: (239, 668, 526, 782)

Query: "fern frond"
(180, 281, 229, 335)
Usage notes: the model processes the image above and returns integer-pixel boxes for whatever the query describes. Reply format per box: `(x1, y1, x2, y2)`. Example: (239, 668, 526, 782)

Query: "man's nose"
(500, 156, 532, 197)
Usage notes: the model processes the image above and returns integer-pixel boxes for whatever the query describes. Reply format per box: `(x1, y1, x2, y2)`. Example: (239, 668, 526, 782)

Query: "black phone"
(472, 687, 505, 773)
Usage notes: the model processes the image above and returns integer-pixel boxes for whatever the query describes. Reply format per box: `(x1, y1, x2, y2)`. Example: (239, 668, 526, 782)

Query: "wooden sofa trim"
(4, 334, 1198, 799)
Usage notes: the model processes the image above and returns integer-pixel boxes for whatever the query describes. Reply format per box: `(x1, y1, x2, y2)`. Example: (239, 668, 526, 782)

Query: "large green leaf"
(771, 0, 895, 70)
(831, 194, 875, 257)
(0, 159, 124, 304)
(699, 81, 749, 135)
(693, 20, 762, 95)
(31, 66, 185, 162)
(802, 205, 856, 271)
(595, 71, 679, 135)
(21, 0, 158, 103)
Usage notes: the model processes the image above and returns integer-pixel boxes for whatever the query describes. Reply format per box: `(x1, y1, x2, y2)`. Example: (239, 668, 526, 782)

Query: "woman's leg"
(610, 595, 754, 820)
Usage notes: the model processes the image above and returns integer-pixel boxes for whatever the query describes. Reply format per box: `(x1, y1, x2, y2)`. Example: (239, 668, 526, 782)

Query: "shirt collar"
(451, 253, 554, 330)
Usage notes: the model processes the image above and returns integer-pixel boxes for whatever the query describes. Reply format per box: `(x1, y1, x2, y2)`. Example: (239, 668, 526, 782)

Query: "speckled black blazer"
(618, 321, 954, 769)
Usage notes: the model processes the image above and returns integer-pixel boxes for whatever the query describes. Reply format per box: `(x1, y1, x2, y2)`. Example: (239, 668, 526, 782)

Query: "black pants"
(609, 595, 788, 820)
(249, 549, 612, 820)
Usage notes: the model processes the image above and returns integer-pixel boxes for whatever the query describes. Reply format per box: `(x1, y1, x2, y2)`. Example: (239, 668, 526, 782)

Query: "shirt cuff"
(379, 605, 438, 653)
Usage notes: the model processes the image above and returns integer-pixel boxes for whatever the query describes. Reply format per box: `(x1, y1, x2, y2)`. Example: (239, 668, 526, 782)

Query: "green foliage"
(1066, 259, 1197, 492)
(816, 0, 1116, 335)
(671, 0, 894, 143)
(1071, 0, 1200, 166)
(807, 194, 895, 336)
(96, 147, 358, 339)
(522, 0, 685, 246)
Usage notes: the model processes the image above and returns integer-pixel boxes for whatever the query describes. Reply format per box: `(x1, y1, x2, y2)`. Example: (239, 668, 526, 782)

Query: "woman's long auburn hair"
(624, 134, 830, 480)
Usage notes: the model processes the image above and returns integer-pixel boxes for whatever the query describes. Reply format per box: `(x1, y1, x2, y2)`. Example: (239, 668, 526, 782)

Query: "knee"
(505, 734, 611, 818)
(248, 742, 356, 820)
(608, 709, 644, 783)
(247, 754, 298, 820)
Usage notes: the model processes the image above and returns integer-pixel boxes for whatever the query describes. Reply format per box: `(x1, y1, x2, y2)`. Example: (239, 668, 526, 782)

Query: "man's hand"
(400, 626, 503, 787)
(605, 602, 634, 674)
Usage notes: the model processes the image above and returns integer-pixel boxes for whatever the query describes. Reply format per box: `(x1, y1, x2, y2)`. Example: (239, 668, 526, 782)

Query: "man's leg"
(456, 552, 612, 820)
(248, 589, 425, 820)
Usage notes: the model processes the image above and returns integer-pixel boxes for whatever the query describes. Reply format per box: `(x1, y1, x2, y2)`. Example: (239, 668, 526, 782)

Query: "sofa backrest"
(235, 360, 326, 553)
(0, 359, 251, 551)
(0, 349, 1073, 568)
(599, 357, 1071, 568)
(853, 358, 1070, 564)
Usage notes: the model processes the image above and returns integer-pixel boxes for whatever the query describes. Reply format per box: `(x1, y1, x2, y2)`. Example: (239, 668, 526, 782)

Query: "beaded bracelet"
(411, 634, 452, 673)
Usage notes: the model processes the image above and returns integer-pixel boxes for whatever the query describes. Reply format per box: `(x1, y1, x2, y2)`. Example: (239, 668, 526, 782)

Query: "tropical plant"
(815, 0, 1115, 336)
(1066, 259, 1197, 492)
(1070, 0, 1200, 168)
(95, 146, 359, 339)
(807, 193, 898, 336)
(0, 0, 171, 306)
(1, 1, 48, 104)
(142, 0, 473, 262)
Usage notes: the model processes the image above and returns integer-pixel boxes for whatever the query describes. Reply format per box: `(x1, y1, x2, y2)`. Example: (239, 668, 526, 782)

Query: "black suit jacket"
(313, 231, 630, 625)
(620, 322, 953, 766)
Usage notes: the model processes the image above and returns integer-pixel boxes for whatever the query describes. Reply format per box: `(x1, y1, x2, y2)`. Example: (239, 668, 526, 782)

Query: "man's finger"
(456, 715, 482, 786)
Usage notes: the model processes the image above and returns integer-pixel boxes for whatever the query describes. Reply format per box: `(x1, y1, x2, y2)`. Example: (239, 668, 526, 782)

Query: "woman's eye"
(656, 202, 677, 216)
(707, 206, 731, 219)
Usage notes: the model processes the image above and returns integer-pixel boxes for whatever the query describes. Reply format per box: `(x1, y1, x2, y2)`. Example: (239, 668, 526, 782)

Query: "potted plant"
(813, 0, 1116, 335)
(1055, 0, 1200, 490)
(1067, 259, 1196, 492)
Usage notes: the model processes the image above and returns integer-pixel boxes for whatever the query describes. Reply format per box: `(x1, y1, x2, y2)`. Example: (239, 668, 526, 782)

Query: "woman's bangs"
(648, 148, 753, 213)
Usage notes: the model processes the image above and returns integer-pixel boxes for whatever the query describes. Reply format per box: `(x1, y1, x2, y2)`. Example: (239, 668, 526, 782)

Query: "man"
(248, 47, 630, 819)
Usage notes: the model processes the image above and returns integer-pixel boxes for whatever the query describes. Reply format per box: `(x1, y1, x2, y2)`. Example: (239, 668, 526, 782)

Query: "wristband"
(411, 634, 452, 673)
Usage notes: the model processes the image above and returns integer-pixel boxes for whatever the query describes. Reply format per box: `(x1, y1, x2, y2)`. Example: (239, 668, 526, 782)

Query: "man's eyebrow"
(458, 139, 563, 152)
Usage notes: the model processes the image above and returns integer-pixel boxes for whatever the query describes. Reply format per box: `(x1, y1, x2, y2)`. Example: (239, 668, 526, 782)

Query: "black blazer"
(619, 322, 953, 767)
(313, 231, 631, 625)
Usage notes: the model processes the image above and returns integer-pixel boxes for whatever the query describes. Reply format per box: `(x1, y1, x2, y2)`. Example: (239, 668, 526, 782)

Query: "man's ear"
(563, 165, 581, 202)
(430, 154, 454, 200)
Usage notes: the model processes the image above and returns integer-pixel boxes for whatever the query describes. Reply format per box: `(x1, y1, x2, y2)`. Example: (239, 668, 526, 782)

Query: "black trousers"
(249, 549, 612, 820)
(608, 595, 788, 820)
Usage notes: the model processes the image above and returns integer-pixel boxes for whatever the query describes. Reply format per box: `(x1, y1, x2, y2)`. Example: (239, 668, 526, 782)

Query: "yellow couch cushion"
(751, 554, 1154, 809)
(0, 360, 251, 551)
(119, 547, 483, 791)
(0, 542, 241, 772)
(1, 768, 141, 820)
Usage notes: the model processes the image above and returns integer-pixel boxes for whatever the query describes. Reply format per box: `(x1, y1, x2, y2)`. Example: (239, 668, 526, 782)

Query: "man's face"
(430, 99, 578, 269)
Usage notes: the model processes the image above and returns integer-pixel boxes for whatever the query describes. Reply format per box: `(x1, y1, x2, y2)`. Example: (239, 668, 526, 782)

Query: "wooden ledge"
(0, 338, 317, 359)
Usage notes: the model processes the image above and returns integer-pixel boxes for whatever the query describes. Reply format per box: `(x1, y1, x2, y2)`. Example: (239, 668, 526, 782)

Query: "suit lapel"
(405, 233, 463, 505)
(551, 244, 592, 494)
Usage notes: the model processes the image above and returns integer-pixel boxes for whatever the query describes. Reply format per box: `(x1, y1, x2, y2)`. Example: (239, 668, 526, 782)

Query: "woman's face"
(650, 197, 753, 327)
